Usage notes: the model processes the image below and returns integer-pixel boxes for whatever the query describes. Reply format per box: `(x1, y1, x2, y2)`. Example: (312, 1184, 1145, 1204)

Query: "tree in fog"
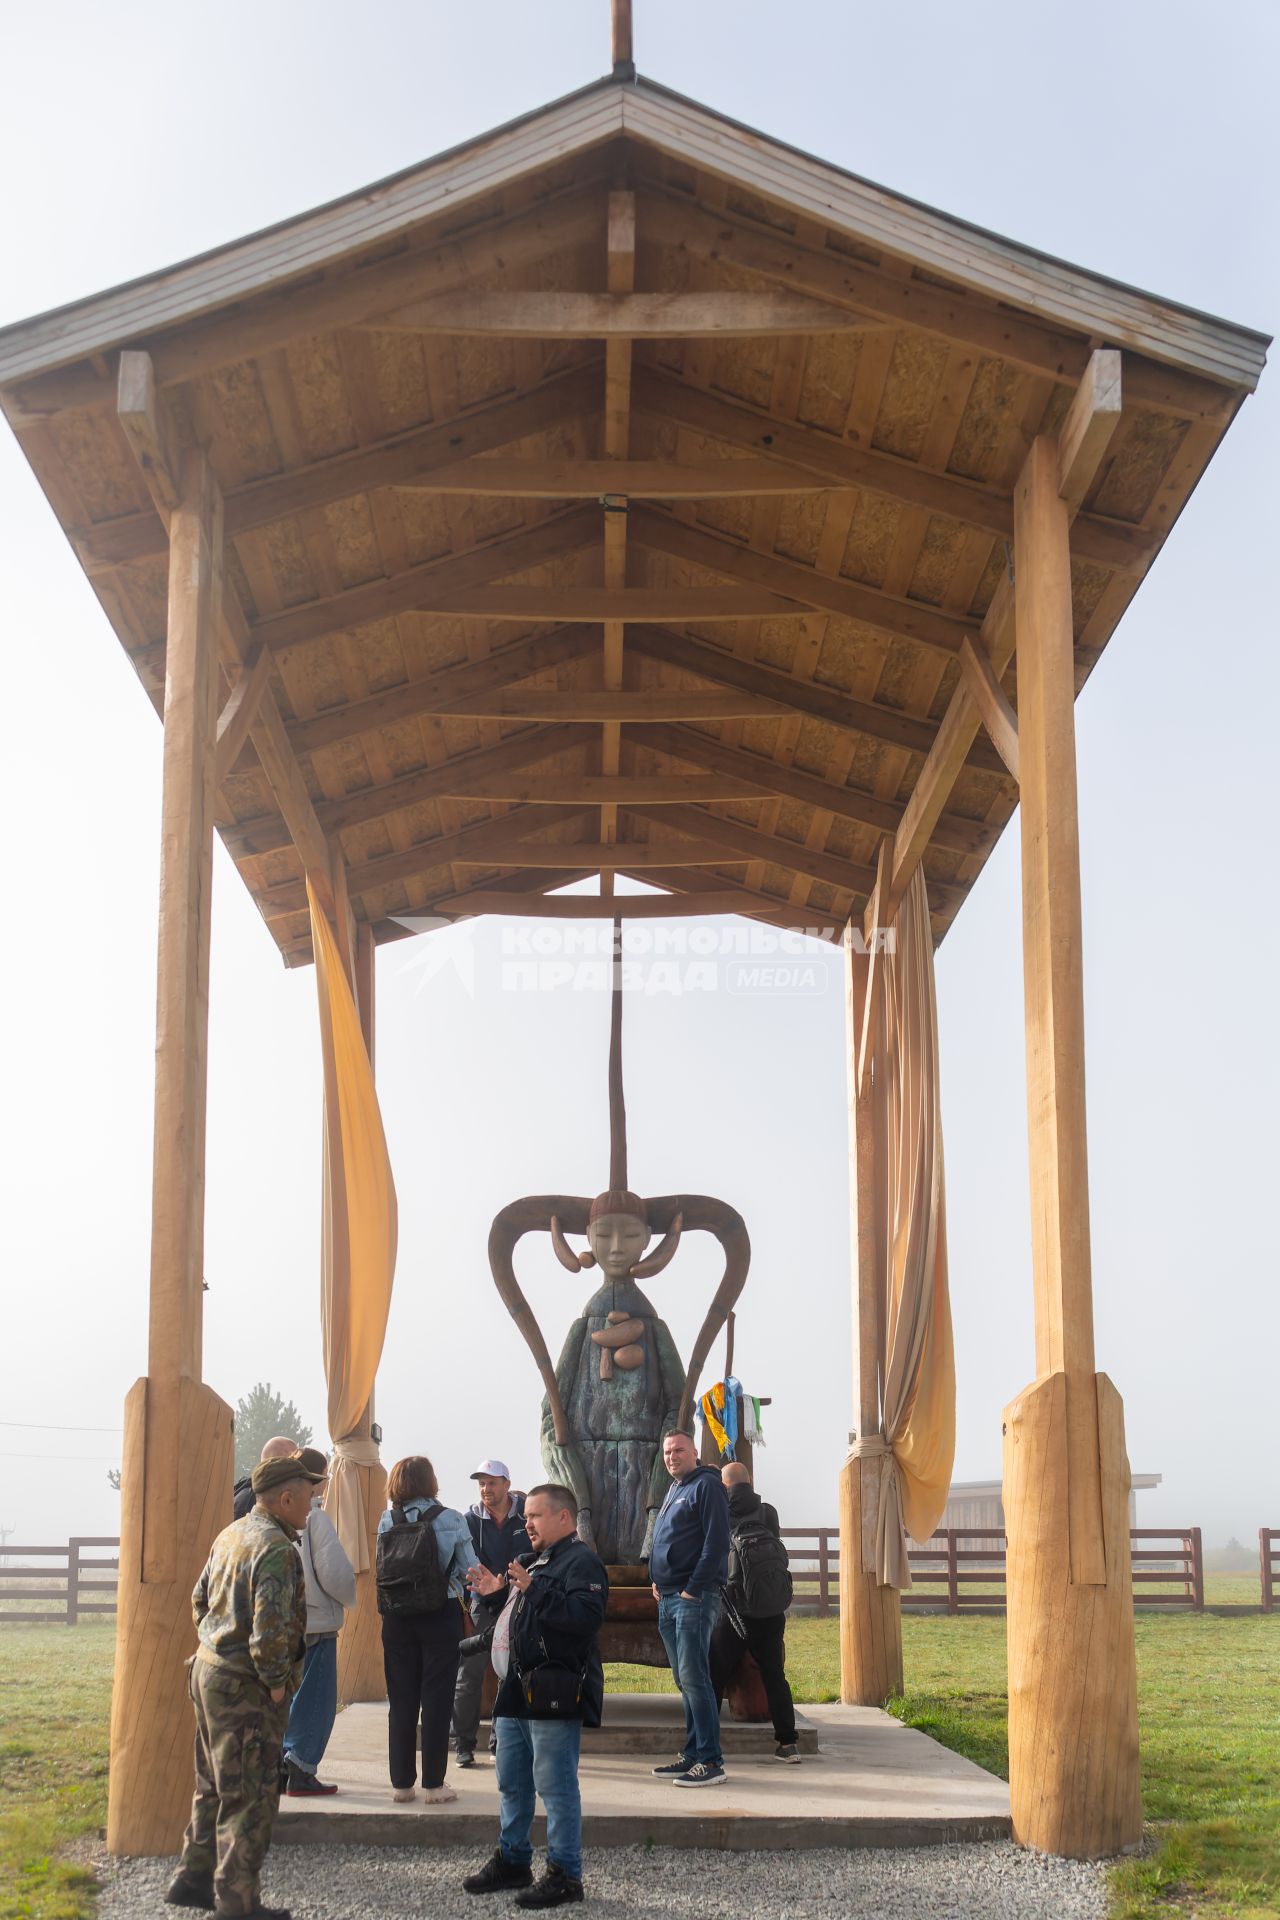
(233, 1383, 313, 1477)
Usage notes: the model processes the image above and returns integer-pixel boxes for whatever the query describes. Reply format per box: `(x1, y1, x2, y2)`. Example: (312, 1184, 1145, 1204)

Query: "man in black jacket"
(454, 1460, 532, 1768)
(462, 1484, 608, 1910)
(709, 1462, 799, 1762)
(232, 1436, 300, 1520)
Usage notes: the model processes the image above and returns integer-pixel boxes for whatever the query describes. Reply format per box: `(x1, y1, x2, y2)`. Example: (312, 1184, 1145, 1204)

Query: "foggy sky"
(1, 0, 1275, 1554)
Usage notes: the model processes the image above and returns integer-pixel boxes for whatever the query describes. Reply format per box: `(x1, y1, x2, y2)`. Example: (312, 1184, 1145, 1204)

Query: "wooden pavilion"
(0, 0, 1266, 1867)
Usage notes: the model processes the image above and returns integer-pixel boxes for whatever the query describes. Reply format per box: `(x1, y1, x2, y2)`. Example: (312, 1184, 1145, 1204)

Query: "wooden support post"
(599, 189, 635, 894)
(107, 443, 236, 1855)
(1004, 433, 1140, 1858)
(838, 938, 903, 1705)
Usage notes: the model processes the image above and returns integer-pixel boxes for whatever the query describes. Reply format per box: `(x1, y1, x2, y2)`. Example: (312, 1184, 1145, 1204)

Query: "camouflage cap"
(251, 1452, 326, 1495)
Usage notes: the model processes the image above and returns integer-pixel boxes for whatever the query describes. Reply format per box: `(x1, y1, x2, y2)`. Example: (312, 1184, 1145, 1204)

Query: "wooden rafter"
(283, 632, 595, 759)
(635, 188, 1239, 419)
(634, 721, 992, 856)
(71, 363, 606, 574)
(629, 506, 980, 655)
(620, 864, 844, 941)
(623, 801, 880, 897)
(250, 507, 598, 655)
(261, 803, 593, 917)
(225, 724, 587, 860)
(631, 364, 1153, 575)
(627, 627, 1006, 774)
(4, 188, 607, 424)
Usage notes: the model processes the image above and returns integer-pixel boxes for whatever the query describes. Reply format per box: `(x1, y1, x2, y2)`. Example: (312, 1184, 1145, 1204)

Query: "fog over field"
(1, 0, 1275, 1556)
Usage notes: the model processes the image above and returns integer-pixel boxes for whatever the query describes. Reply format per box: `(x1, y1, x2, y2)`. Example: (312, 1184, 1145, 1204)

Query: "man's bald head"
(260, 1436, 299, 1462)
(721, 1462, 751, 1489)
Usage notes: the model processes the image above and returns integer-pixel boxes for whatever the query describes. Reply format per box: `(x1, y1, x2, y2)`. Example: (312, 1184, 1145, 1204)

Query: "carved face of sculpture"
(587, 1210, 651, 1278)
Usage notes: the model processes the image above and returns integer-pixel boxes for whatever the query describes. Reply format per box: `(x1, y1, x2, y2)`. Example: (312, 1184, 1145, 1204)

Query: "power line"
(0, 1420, 123, 1432)
(1, 1449, 120, 1461)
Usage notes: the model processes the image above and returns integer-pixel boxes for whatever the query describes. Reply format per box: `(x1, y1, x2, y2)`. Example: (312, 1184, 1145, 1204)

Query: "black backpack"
(376, 1502, 450, 1617)
(728, 1512, 793, 1618)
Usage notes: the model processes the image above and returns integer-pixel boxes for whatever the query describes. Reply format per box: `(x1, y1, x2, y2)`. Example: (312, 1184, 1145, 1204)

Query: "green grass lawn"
(0, 1623, 112, 1920)
(2, 1592, 1275, 1920)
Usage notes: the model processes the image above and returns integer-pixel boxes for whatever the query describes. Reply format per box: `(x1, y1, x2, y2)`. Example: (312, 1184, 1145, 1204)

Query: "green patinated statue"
(488, 925, 750, 1564)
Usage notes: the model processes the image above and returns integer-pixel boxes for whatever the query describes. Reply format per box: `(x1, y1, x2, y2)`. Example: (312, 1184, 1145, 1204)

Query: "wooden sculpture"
(488, 924, 749, 1563)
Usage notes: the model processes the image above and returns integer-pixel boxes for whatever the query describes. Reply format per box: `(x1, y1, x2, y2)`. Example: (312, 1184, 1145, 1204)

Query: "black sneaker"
(651, 1755, 693, 1777)
(164, 1876, 215, 1910)
(463, 1848, 534, 1895)
(283, 1760, 338, 1796)
(774, 1742, 801, 1764)
(456, 1750, 476, 1769)
(672, 1761, 727, 1789)
(515, 1864, 584, 1909)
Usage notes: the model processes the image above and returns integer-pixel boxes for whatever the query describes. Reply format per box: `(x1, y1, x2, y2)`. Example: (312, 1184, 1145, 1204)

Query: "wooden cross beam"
(115, 350, 339, 921)
(373, 289, 873, 336)
(863, 349, 1123, 939)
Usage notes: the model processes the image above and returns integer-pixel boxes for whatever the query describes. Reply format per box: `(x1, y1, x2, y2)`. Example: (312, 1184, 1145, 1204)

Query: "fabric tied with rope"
(858, 868, 956, 1590)
(307, 882, 398, 1573)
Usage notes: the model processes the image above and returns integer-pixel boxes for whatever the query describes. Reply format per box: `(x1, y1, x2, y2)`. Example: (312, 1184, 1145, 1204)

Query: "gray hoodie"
(300, 1499, 357, 1636)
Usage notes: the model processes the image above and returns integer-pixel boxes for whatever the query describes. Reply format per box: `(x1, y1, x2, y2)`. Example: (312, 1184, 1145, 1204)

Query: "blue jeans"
(283, 1636, 338, 1773)
(657, 1592, 722, 1766)
(494, 1716, 583, 1882)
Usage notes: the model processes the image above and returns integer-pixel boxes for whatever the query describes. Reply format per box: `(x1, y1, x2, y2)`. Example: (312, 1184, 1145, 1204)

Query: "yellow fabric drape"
(870, 866, 956, 1588)
(307, 883, 397, 1572)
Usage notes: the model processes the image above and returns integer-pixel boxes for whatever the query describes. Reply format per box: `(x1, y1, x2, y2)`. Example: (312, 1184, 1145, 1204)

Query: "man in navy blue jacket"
(454, 1459, 532, 1768)
(647, 1429, 730, 1787)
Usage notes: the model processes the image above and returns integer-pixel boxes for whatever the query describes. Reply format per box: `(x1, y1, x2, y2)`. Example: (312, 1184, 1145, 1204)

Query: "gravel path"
(90, 1842, 1107, 1919)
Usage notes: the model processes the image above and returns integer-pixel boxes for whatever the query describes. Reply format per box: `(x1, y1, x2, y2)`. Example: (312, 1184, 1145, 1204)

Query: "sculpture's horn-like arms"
(643, 1196, 751, 1431)
(632, 1210, 683, 1278)
(488, 1197, 590, 1446)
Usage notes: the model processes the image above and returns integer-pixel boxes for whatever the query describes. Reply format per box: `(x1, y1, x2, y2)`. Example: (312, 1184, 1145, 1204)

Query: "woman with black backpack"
(376, 1456, 478, 1803)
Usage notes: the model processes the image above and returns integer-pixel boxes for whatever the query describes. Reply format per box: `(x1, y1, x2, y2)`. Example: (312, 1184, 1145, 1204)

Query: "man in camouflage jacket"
(165, 1452, 322, 1920)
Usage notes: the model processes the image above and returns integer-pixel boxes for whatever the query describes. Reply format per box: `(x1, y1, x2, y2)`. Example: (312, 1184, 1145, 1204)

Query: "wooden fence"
(1262, 1528, 1279, 1614)
(783, 1526, 1206, 1616)
(0, 1539, 120, 1624)
(0, 1524, 1232, 1624)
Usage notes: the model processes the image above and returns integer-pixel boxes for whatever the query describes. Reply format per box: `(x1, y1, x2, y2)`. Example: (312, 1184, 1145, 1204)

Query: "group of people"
(167, 1427, 798, 1917)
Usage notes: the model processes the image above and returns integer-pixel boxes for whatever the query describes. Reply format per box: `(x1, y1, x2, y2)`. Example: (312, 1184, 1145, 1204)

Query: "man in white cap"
(452, 1459, 531, 1768)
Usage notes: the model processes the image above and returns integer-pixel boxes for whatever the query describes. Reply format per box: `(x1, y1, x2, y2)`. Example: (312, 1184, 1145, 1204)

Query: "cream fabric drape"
(869, 866, 956, 1588)
(307, 883, 398, 1571)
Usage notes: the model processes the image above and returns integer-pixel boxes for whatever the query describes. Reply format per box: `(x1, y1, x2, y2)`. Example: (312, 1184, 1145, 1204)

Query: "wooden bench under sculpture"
(488, 924, 749, 1657)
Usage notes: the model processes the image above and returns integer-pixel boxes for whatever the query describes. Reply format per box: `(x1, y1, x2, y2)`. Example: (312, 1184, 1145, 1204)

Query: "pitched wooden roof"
(0, 75, 1267, 963)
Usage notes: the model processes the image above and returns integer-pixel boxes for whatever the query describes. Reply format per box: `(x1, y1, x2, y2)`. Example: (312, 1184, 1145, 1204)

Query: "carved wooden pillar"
(108, 446, 235, 1855)
(1004, 434, 1140, 1857)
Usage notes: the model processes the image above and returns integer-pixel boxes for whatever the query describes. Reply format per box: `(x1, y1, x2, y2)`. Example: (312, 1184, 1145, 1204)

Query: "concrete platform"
(275, 1697, 1010, 1852)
